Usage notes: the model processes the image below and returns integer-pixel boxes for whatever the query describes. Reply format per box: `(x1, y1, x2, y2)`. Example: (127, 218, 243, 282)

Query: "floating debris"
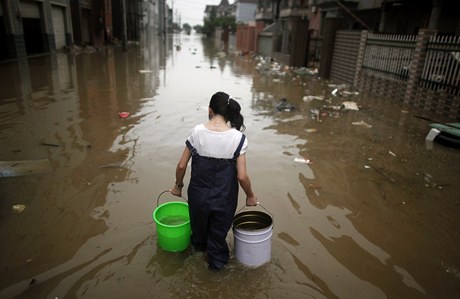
(351, 120, 373, 128)
(323, 105, 342, 111)
(342, 101, 359, 111)
(308, 184, 321, 196)
(12, 204, 26, 214)
(303, 95, 324, 102)
(275, 98, 296, 112)
(310, 109, 320, 116)
(292, 67, 318, 76)
(118, 112, 130, 118)
(294, 157, 313, 164)
(279, 115, 304, 123)
(342, 91, 360, 96)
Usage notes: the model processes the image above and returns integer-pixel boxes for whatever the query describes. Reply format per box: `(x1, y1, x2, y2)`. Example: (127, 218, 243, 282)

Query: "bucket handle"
(236, 203, 274, 220)
(156, 190, 188, 208)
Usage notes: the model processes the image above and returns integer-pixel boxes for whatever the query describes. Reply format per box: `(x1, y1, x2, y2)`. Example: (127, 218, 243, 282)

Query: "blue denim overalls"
(186, 134, 246, 269)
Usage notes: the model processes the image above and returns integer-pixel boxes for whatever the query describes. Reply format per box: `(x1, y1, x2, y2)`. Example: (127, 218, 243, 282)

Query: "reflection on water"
(1, 31, 459, 298)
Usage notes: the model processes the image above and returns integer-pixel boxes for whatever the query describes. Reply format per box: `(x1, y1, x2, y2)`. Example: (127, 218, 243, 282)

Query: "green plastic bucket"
(153, 192, 191, 252)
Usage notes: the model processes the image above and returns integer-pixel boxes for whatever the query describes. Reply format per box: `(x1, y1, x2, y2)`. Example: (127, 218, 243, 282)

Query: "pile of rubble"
(253, 55, 318, 78)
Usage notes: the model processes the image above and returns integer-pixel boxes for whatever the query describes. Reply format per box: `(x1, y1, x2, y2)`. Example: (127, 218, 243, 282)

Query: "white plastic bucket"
(233, 210, 273, 267)
(425, 128, 441, 142)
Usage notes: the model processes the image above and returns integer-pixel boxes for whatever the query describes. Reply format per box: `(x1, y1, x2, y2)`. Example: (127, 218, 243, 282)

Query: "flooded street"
(1, 32, 460, 298)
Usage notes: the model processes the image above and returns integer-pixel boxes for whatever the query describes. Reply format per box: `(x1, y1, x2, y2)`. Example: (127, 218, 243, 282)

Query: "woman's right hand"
(170, 185, 182, 197)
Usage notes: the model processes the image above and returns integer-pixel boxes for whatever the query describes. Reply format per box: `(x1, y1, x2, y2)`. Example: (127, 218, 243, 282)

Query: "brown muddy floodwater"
(1, 33, 459, 299)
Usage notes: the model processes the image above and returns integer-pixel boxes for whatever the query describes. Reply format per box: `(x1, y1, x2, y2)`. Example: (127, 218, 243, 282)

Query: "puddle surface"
(0, 32, 459, 298)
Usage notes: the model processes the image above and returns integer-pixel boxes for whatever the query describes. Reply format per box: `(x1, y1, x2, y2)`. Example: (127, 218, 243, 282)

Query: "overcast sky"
(168, 0, 226, 26)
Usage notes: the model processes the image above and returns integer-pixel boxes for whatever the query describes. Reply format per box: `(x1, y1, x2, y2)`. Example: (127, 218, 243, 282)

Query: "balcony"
(279, 7, 309, 18)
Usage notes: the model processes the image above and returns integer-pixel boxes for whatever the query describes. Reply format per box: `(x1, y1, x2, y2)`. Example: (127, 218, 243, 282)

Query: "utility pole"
(164, 0, 167, 35)
(121, 0, 128, 51)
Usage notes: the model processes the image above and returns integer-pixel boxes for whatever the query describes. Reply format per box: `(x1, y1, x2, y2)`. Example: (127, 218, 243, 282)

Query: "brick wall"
(356, 71, 408, 104)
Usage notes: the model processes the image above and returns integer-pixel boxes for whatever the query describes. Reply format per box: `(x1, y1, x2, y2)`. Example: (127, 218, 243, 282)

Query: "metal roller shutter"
(330, 30, 362, 85)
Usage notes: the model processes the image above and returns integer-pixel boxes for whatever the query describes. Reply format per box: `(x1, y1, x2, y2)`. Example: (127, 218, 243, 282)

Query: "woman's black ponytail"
(227, 98, 245, 131)
(209, 92, 246, 131)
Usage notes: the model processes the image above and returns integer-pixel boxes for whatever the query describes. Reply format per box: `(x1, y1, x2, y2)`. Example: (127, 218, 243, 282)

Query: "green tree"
(216, 16, 237, 33)
(182, 23, 191, 35)
(202, 19, 215, 37)
(194, 25, 203, 34)
(201, 15, 236, 37)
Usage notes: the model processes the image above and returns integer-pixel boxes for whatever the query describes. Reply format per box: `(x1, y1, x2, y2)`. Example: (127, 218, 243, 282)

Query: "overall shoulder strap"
(233, 134, 246, 159)
(186, 140, 198, 156)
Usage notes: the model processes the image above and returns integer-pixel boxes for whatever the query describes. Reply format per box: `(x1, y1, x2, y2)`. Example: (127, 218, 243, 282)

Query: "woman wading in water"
(171, 91, 258, 270)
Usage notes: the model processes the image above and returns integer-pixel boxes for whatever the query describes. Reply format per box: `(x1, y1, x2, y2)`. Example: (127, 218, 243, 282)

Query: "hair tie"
(227, 96, 232, 106)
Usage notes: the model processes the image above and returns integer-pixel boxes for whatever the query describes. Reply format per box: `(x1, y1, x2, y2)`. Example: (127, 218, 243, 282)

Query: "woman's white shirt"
(187, 124, 247, 159)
